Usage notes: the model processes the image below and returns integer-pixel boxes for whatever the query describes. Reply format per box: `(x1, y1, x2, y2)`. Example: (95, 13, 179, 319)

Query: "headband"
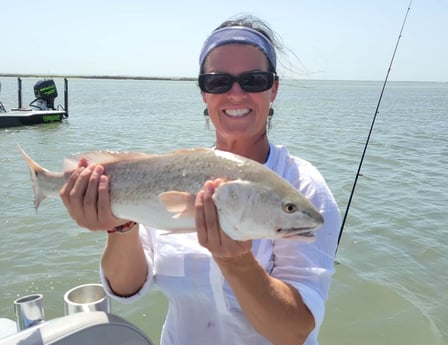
(199, 26, 277, 72)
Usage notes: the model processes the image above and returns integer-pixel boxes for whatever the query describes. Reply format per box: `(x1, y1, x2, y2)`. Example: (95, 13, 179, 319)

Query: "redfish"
(19, 147, 323, 241)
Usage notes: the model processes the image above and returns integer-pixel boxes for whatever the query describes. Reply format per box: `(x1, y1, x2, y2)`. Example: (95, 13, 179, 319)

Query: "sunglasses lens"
(239, 72, 273, 93)
(200, 74, 233, 93)
(199, 72, 275, 94)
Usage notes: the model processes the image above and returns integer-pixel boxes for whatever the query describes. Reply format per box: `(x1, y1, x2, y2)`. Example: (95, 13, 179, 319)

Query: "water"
(1, 77, 447, 344)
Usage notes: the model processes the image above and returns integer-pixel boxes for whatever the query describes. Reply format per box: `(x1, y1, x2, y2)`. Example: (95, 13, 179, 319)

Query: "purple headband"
(199, 26, 277, 72)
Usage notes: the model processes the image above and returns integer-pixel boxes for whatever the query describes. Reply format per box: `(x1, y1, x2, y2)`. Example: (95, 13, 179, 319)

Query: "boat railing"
(0, 82, 5, 112)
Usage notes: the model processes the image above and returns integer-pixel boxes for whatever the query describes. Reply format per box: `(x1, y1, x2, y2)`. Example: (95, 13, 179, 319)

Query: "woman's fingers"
(60, 162, 128, 231)
(60, 167, 86, 220)
(201, 182, 222, 246)
(196, 179, 252, 258)
(196, 180, 222, 248)
(83, 165, 104, 225)
(97, 174, 119, 228)
(195, 189, 208, 245)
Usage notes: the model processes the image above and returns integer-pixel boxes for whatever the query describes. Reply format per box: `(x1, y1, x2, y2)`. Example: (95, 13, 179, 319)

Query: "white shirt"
(100, 143, 341, 345)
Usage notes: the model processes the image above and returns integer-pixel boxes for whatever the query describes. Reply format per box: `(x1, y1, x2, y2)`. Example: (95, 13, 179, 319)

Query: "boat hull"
(0, 109, 66, 128)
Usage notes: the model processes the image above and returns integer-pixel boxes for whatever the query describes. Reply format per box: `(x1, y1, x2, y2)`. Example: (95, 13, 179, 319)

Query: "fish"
(19, 146, 324, 241)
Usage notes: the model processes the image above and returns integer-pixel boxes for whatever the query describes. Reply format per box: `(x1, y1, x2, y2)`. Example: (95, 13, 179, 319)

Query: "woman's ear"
(270, 79, 279, 102)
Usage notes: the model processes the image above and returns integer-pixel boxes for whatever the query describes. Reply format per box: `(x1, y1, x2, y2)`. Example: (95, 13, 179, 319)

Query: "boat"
(0, 78, 69, 129)
(0, 285, 156, 345)
(0, 312, 155, 345)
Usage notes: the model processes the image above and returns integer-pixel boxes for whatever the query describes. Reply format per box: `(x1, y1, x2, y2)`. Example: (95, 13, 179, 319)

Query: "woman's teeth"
(224, 108, 250, 117)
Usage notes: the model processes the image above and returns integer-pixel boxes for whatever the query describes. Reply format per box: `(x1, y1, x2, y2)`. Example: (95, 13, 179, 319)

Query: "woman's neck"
(215, 135, 270, 164)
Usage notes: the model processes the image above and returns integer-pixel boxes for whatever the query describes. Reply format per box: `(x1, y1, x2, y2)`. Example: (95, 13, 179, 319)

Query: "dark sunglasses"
(198, 71, 277, 94)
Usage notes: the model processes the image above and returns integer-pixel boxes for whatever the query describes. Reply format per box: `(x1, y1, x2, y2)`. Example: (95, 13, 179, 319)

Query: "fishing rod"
(337, 0, 413, 250)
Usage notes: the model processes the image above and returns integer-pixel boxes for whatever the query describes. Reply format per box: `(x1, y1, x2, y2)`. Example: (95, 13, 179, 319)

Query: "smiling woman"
(54, 14, 341, 345)
(200, 43, 278, 158)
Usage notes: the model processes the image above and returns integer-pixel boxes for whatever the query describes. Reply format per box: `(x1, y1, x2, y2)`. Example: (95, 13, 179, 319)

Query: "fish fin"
(170, 148, 212, 155)
(159, 191, 196, 218)
(160, 228, 197, 235)
(18, 145, 52, 210)
(63, 151, 151, 171)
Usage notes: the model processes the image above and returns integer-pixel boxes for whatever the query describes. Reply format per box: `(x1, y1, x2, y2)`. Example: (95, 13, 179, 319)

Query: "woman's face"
(201, 44, 278, 142)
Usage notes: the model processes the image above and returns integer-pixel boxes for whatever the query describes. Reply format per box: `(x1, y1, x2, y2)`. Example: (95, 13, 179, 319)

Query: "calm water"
(0, 77, 447, 344)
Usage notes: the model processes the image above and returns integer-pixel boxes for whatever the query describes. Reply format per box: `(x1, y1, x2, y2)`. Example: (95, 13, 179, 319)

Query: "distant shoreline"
(0, 73, 196, 81)
(0, 73, 445, 84)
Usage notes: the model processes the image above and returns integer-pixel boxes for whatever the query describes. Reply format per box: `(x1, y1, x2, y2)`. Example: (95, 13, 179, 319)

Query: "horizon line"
(0, 73, 446, 84)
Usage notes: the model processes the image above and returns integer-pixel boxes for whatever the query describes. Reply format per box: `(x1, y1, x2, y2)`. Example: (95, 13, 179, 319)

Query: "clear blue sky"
(2, 0, 447, 82)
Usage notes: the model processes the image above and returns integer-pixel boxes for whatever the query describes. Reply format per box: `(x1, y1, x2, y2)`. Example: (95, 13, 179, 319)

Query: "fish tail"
(18, 145, 51, 210)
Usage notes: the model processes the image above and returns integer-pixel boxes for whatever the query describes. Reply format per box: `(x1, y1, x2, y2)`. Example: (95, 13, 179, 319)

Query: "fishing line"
(337, 0, 413, 250)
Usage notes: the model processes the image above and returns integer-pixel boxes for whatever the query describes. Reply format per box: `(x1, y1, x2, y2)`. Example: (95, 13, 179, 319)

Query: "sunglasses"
(198, 71, 277, 94)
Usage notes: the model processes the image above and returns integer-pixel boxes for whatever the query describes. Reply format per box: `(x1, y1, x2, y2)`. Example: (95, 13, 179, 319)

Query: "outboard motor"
(30, 79, 58, 110)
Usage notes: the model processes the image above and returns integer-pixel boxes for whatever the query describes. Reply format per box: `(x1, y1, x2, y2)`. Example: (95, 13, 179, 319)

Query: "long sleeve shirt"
(100, 143, 341, 345)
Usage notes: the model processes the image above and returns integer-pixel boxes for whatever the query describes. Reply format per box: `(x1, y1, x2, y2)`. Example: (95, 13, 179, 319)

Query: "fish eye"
(282, 202, 297, 213)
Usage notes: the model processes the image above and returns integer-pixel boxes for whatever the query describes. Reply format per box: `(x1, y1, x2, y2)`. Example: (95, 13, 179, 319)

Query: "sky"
(1, 0, 447, 82)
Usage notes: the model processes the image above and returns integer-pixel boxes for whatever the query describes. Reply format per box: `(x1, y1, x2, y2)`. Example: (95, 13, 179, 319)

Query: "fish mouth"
(278, 228, 317, 239)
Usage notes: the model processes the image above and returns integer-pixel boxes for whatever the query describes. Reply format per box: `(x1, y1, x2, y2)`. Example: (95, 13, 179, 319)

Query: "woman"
(60, 15, 341, 345)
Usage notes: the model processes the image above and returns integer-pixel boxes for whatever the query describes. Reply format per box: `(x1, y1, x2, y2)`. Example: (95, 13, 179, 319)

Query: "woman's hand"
(59, 159, 129, 231)
(195, 179, 252, 258)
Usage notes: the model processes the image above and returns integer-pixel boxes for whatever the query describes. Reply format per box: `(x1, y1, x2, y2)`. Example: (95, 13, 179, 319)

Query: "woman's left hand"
(196, 181, 314, 344)
(195, 179, 252, 258)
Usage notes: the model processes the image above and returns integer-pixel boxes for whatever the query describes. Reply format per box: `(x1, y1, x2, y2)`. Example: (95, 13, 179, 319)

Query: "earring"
(203, 108, 210, 130)
(267, 107, 274, 130)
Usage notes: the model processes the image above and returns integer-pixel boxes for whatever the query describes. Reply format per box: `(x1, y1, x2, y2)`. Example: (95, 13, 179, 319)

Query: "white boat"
(0, 285, 155, 345)
(0, 312, 155, 345)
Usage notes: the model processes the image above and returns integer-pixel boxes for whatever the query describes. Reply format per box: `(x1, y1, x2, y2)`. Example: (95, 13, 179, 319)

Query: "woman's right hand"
(59, 158, 129, 231)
